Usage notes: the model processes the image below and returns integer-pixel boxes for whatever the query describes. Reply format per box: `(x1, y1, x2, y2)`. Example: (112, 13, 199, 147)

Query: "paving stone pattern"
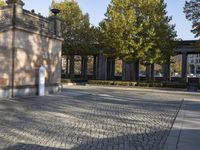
(0, 87, 182, 150)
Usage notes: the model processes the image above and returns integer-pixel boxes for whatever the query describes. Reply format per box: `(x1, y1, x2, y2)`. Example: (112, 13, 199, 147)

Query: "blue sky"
(22, 0, 196, 40)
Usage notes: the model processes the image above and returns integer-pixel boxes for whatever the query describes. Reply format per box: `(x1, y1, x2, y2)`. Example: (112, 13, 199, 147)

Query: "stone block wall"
(0, 0, 62, 97)
(0, 30, 13, 88)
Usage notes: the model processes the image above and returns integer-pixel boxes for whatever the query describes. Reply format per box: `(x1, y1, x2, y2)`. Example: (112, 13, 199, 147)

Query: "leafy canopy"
(184, 0, 200, 37)
(51, 0, 97, 56)
(0, 0, 6, 6)
(100, 0, 176, 64)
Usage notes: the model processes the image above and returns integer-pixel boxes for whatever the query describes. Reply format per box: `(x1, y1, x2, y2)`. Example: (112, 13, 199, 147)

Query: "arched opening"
(115, 59, 122, 80)
(74, 55, 82, 78)
(87, 56, 94, 79)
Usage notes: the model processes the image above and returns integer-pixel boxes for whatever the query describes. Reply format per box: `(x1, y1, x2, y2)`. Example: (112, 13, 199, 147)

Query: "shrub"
(63, 79, 191, 89)
(113, 81, 136, 86)
(87, 80, 114, 85)
(87, 80, 136, 86)
(136, 82, 163, 87)
(87, 80, 188, 89)
(163, 82, 187, 88)
(61, 79, 73, 83)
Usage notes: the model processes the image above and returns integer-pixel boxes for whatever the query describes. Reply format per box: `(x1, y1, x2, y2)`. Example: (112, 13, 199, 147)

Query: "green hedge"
(62, 79, 74, 83)
(87, 80, 114, 85)
(87, 80, 189, 89)
(136, 82, 163, 87)
(62, 79, 195, 89)
(87, 80, 137, 86)
(163, 82, 187, 88)
(62, 79, 88, 83)
(113, 81, 136, 86)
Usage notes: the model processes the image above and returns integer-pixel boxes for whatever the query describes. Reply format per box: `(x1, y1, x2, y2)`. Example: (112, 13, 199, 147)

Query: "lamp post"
(51, 8, 60, 35)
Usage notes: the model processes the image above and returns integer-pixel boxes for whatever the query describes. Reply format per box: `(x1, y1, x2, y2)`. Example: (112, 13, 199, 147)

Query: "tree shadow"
(0, 87, 199, 150)
(3, 143, 66, 150)
(3, 129, 200, 150)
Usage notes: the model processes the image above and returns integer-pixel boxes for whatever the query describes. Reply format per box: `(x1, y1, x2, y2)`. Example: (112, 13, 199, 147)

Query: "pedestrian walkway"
(0, 86, 183, 150)
(164, 98, 200, 150)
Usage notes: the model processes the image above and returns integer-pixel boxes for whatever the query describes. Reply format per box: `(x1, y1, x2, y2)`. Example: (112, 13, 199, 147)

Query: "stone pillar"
(81, 56, 88, 79)
(181, 53, 188, 82)
(122, 60, 139, 81)
(146, 64, 155, 81)
(93, 55, 97, 79)
(151, 64, 154, 81)
(48, 15, 61, 36)
(122, 61, 130, 81)
(69, 55, 75, 79)
(65, 56, 69, 77)
(6, 0, 24, 17)
(162, 63, 170, 81)
(133, 60, 139, 81)
(146, 64, 151, 82)
(96, 52, 107, 80)
(107, 58, 115, 80)
(56, 17, 61, 37)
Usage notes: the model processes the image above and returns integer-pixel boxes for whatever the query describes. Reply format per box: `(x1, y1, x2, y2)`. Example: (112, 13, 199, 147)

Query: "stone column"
(65, 56, 69, 77)
(96, 52, 107, 80)
(69, 55, 75, 79)
(151, 64, 154, 81)
(122, 61, 130, 81)
(146, 64, 151, 82)
(55, 16, 61, 37)
(107, 58, 115, 80)
(93, 55, 97, 79)
(162, 63, 170, 81)
(181, 53, 188, 82)
(146, 64, 155, 81)
(81, 56, 88, 79)
(122, 60, 139, 81)
(48, 11, 61, 36)
(133, 60, 139, 81)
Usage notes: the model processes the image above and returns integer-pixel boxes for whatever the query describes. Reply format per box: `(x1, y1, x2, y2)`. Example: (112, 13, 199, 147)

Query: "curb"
(163, 99, 186, 150)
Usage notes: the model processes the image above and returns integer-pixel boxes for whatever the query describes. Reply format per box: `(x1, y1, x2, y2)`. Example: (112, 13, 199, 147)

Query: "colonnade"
(64, 52, 198, 82)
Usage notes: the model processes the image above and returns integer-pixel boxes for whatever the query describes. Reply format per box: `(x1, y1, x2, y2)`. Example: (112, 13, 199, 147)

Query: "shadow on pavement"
(1, 87, 198, 150)
(4, 143, 65, 150)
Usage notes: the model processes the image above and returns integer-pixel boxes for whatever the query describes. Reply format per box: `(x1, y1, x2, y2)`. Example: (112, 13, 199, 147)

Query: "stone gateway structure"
(0, 0, 62, 97)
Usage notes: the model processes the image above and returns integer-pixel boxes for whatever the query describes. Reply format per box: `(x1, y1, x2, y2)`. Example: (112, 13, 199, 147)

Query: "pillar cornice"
(6, 0, 24, 6)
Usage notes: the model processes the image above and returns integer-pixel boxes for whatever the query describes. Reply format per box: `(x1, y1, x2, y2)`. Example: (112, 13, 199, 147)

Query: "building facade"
(0, 0, 62, 97)
(188, 54, 200, 76)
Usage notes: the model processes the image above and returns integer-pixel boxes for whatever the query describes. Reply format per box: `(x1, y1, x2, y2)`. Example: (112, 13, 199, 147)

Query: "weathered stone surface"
(122, 60, 139, 81)
(95, 51, 107, 80)
(0, 0, 62, 97)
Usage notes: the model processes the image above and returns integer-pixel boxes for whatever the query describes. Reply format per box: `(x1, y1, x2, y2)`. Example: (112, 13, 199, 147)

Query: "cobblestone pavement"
(0, 86, 191, 150)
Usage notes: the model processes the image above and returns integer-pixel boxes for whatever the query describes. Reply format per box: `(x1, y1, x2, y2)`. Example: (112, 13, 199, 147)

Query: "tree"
(51, 0, 97, 56)
(184, 0, 200, 37)
(101, 0, 176, 63)
(145, 0, 177, 65)
(0, 0, 6, 6)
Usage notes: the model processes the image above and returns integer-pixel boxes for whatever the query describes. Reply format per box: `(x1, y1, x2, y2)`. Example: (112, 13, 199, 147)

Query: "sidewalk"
(163, 98, 200, 150)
